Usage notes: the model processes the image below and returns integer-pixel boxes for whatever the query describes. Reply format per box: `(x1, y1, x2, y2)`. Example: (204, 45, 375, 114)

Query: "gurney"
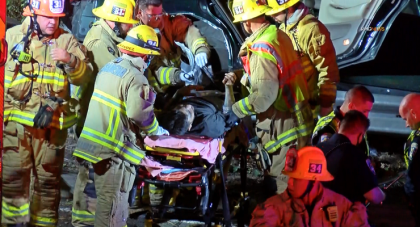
(132, 134, 237, 226)
(130, 82, 254, 226)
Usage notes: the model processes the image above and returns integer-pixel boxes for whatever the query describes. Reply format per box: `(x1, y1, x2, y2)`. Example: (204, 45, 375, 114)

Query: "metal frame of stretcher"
(134, 137, 234, 227)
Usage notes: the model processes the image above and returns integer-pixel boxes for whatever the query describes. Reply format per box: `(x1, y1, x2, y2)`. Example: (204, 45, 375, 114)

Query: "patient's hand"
(223, 72, 237, 85)
(178, 85, 205, 96)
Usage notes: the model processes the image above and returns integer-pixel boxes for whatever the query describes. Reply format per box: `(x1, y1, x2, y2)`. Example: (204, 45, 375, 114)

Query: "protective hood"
(122, 53, 148, 74)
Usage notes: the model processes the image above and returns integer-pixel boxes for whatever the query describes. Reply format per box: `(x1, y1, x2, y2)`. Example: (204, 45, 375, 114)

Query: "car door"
(317, 0, 410, 68)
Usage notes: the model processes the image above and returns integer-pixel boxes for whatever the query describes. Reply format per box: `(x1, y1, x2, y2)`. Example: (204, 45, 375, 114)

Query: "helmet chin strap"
(28, 3, 47, 39)
(299, 180, 315, 200)
(113, 22, 126, 38)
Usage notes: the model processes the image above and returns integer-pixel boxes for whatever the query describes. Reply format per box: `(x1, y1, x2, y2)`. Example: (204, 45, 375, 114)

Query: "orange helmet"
(283, 146, 334, 182)
(23, 0, 66, 17)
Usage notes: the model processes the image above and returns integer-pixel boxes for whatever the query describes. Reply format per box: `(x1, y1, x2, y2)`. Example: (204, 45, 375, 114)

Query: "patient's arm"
(223, 84, 235, 114)
(222, 72, 237, 114)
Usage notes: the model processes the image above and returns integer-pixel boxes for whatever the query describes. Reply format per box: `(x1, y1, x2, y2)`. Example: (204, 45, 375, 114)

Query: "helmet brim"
(92, 8, 139, 24)
(22, 6, 65, 17)
(282, 170, 335, 182)
(118, 41, 161, 56)
(265, 7, 286, 16)
(232, 6, 271, 23)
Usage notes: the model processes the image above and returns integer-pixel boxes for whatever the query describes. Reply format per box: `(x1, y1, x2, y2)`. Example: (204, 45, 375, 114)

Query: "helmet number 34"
(309, 163, 322, 174)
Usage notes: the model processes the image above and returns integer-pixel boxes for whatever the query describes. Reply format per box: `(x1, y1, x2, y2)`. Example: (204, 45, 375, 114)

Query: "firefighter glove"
(180, 71, 195, 84)
(34, 96, 65, 129)
(195, 52, 208, 68)
(156, 126, 170, 136)
(256, 144, 272, 171)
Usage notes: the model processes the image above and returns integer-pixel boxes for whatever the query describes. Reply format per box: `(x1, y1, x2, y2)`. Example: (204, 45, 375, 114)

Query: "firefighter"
(135, 0, 211, 92)
(70, 0, 139, 225)
(249, 146, 370, 227)
(312, 85, 374, 157)
(72, 25, 168, 227)
(72, 0, 140, 137)
(135, 0, 211, 208)
(229, 0, 314, 197)
(3, 0, 92, 225)
(265, 0, 340, 119)
(399, 93, 420, 226)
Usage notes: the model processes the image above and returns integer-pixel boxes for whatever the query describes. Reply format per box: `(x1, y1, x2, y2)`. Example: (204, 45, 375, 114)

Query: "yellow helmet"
(282, 146, 334, 182)
(118, 25, 161, 56)
(265, 0, 300, 16)
(92, 0, 139, 24)
(231, 0, 271, 23)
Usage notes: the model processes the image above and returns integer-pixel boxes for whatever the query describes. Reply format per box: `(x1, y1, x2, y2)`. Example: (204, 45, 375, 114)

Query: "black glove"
(34, 96, 65, 129)
(225, 110, 240, 128)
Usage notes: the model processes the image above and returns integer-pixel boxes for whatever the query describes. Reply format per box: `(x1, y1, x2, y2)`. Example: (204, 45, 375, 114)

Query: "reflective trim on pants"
(2, 201, 29, 219)
(30, 214, 58, 227)
(72, 208, 96, 225)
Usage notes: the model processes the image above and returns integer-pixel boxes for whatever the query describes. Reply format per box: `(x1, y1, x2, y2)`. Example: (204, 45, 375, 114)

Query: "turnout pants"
(257, 105, 313, 197)
(71, 162, 96, 227)
(2, 122, 66, 226)
(92, 156, 136, 227)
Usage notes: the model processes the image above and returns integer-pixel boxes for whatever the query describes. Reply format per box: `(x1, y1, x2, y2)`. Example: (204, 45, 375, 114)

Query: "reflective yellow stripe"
(141, 116, 159, 134)
(30, 214, 57, 226)
(4, 109, 77, 129)
(150, 184, 164, 194)
(71, 208, 95, 223)
(300, 56, 314, 74)
(5, 71, 67, 89)
(72, 85, 82, 100)
(91, 89, 126, 114)
(159, 67, 173, 85)
(81, 127, 145, 164)
(405, 131, 416, 168)
(69, 60, 87, 81)
(192, 38, 207, 52)
(313, 111, 335, 137)
(2, 201, 29, 218)
(73, 149, 103, 163)
(4, 109, 35, 126)
(364, 134, 370, 156)
(264, 123, 313, 153)
(238, 97, 256, 115)
(105, 108, 120, 138)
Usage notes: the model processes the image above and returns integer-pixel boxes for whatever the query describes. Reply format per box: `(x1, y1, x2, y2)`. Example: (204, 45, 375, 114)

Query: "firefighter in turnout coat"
(229, 0, 314, 197)
(70, 0, 139, 225)
(250, 147, 370, 227)
(136, 0, 211, 92)
(265, 0, 340, 119)
(3, 0, 92, 225)
(72, 25, 168, 227)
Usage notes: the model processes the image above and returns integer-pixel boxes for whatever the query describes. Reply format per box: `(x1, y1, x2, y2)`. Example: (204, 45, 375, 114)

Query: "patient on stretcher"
(158, 73, 239, 138)
(131, 74, 240, 211)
